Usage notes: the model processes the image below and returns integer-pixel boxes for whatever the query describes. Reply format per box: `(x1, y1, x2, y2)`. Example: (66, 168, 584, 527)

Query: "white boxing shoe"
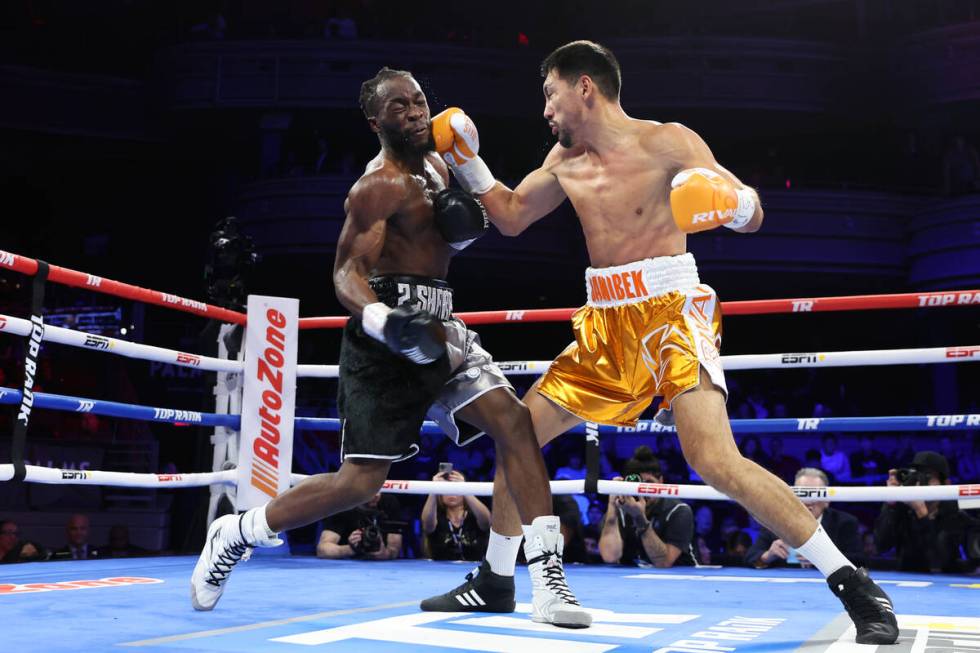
(190, 513, 281, 611)
(523, 516, 592, 628)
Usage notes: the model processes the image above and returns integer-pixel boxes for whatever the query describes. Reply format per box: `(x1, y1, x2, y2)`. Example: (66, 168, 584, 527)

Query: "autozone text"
(83, 334, 111, 350)
(638, 483, 680, 496)
(960, 485, 980, 497)
(17, 315, 44, 424)
(252, 308, 288, 498)
(161, 293, 207, 311)
(152, 408, 202, 422)
(927, 415, 980, 427)
(0, 577, 162, 595)
(176, 352, 201, 366)
(918, 291, 980, 306)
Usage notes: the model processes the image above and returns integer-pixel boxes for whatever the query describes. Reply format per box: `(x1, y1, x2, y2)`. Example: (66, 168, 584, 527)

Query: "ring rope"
(298, 289, 980, 329)
(295, 345, 980, 378)
(3, 464, 975, 503)
(0, 249, 245, 324)
(2, 385, 975, 435)
(3, 248, 975, 328)
(0, 313, 241, 373)
(5, 312, 973, 377)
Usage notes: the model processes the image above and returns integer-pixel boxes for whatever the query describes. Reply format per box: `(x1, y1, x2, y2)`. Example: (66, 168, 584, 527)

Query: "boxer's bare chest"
(555, 146, 686, 267)
(376, 159, 453, 278)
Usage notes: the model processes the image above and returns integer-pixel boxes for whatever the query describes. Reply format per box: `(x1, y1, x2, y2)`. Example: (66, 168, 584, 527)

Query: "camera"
(895, 468, 929, 486)
(355, 524, 384, 555)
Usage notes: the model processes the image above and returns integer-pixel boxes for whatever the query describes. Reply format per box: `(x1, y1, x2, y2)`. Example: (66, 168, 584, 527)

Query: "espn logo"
(945, 346, 980, 359)
(959, 485, 980, 497)
(176, 352, 201, 366)
(637, 483, 680, 496)
(382, 480, 410, 490)
(793, 487, 830, 499)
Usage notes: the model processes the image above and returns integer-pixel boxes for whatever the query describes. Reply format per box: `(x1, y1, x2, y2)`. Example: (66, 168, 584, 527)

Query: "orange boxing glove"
(431, 107, 495, 194)
(669, 168, 756, 233)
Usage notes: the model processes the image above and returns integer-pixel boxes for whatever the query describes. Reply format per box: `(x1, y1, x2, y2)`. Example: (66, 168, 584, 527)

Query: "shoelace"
(533, 552, 579, 605)
(205, 538, 251, 588)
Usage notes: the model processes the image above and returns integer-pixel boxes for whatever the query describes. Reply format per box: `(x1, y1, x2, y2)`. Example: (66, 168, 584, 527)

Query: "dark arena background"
(1, 2, 979, 652)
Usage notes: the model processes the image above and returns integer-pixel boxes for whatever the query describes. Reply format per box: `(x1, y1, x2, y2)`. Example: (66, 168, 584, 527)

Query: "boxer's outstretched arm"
(479, 146, 567, 237)
(661, 123, 764, 233)
(333, 174, 406, 316)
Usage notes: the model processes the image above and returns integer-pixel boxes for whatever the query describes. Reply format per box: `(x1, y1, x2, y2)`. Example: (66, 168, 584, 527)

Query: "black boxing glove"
(433, 188, 489, 250)
(376, 304, 446, 364)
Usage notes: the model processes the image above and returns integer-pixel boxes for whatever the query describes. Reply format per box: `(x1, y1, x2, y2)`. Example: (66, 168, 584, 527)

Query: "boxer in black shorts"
(190, 67, 590, 628)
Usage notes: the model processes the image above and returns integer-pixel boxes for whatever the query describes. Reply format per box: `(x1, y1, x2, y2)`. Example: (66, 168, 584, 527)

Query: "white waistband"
(585, 254, 700, 307)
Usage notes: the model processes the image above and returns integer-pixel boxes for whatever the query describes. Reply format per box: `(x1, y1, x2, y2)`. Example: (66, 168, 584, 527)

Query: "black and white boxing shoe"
(419, 560, 516, 613)
(827, 566, 900, 645)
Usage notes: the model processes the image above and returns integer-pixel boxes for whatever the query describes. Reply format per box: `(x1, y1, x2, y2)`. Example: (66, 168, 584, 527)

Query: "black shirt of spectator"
(321, 495, 401, 554)
(619, 498, 698, 567)
(427, 510, 488, 561)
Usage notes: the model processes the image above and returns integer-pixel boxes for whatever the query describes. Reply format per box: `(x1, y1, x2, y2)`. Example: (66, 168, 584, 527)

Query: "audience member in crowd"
(582, 500, 606, 562)
(554, 495, 590, 564)
(317, 493, 403, 560)
(768, 437, 801, 484)
(820, 434, 850, 483)
(656, 435, 689, 483)
(0, 519, 18, 562)
(421, 469, 490, 561)
(875, 451, 973, 573)
(3, 539, 49, 563)
(745, 468, 860, 568)
(104, 525, 148, 558)
(850, 435, 890, 485)
(51, 514, 102, 560)
(739, 435, 772, 469)
(599, 446, 697, 567)
(891, 434, 918, 469)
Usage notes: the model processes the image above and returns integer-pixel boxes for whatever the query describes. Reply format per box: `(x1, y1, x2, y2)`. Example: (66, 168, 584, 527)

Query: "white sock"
(795, 524, 854, 578)
(241, 505, 277, 544)
(485, 529, 522, 577)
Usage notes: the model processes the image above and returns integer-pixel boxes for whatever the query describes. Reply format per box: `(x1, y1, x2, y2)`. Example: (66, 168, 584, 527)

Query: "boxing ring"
(1, 247, 979, 652)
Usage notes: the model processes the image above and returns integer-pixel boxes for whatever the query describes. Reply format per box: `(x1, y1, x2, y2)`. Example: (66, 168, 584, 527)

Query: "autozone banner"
(237, 295, 299, 510)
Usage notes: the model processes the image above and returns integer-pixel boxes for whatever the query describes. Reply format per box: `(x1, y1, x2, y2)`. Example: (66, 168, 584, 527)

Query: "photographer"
(421, 467, 491, 561)
(875, 451, 972, 573)
(599, 446, 697, 567)
(316, 493, 402, 560)
(746, 467, 860, 568)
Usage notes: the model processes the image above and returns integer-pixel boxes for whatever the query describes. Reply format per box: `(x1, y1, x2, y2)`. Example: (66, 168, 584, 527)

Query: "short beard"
(382, 124, 435, 157)
(558, 129, 573, 148)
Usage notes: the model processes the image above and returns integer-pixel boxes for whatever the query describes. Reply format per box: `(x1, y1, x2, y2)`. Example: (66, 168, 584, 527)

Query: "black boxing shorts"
(337, 275, 513, 462)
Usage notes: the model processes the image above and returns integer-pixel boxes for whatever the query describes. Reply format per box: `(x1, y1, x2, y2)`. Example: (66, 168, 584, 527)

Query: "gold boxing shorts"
(537, 253, 727, 426)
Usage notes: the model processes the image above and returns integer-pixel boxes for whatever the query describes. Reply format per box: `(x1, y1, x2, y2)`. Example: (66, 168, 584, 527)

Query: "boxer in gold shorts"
(423, 40, 899, 646)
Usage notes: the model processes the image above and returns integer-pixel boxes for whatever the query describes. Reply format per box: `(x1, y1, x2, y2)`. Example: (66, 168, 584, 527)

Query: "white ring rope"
(0, 464, 235, 488)
(296, 346, 978, 378)
(3, 312, 975, 377)
(0, 313, 241, 373)
(4, 465, 975, 502)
